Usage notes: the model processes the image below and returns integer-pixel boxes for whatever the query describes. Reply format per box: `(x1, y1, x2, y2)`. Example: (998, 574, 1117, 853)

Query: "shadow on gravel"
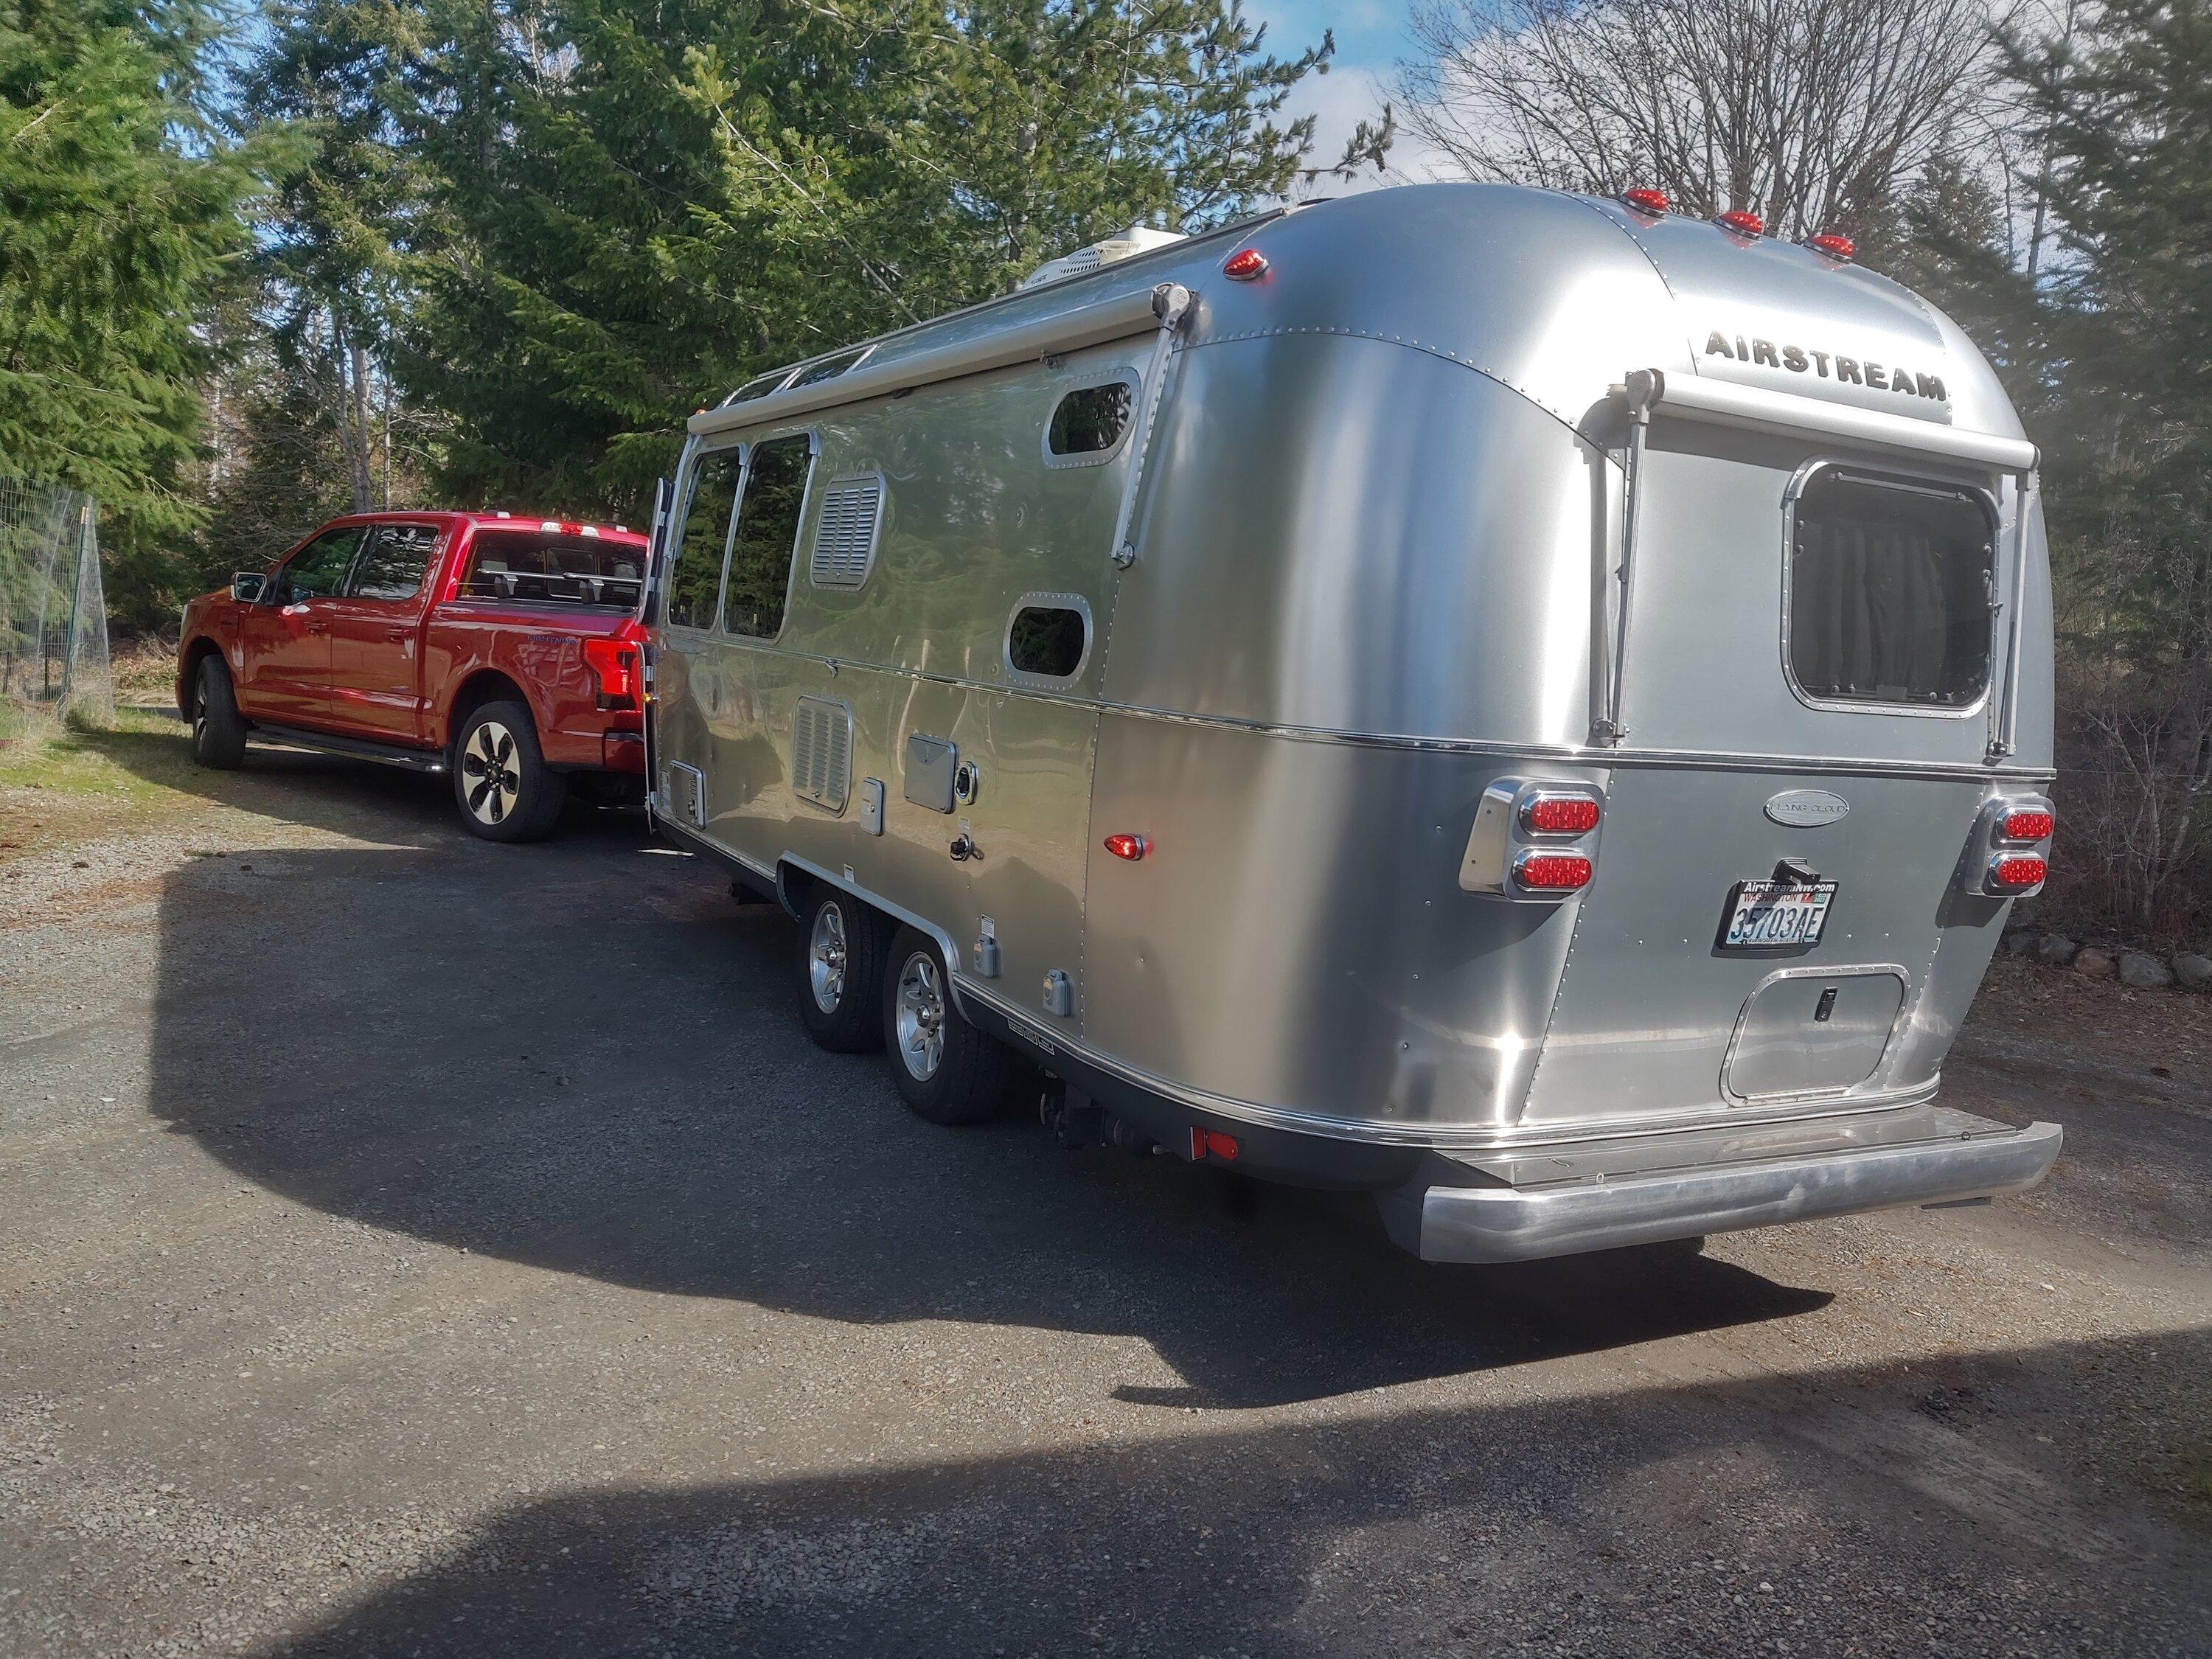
(147, 831, 1830, 1411)
(281, 1329, 2212, 1658)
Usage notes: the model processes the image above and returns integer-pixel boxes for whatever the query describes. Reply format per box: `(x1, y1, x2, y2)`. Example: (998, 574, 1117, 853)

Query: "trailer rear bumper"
(1378, 1107, 2061, 1264)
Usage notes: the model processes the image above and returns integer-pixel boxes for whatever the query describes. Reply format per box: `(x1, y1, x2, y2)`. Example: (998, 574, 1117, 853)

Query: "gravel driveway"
(2, 742, 2208, 1656)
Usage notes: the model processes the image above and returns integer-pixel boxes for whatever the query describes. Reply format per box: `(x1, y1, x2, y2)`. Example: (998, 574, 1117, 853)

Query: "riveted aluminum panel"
(1724, 967, 1906, 1100)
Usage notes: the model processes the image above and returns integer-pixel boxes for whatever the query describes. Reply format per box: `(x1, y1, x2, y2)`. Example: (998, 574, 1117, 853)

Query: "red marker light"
(1808, 231, 1856, 261)
(1989, 854, 2048, 891)
(1520, 793, 1601, 835)
(1222, 247, 1269, 281)
(2000, 808, 2053, 843)
(1717, 210, 1765, 238)
(1621, 187, 1670, 217)
(1103, 832, 1148, 862)
(1189, 1127, 1240, 1161)
(1514, 852, 1593, 892)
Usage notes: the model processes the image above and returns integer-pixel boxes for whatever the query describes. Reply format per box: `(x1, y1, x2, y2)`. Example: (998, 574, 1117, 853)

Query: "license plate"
(1719, 880, 1838, 949)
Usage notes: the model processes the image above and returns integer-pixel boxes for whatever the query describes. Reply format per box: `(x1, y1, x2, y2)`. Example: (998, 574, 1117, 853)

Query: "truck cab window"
(721, 435, 815, 639)
(347, 525, 440, 601)
(277, 527, 366, 603)
(1789, 470, 1994, 709)
(666, 448, 745, 630)
(1047, 381, 1134, 458)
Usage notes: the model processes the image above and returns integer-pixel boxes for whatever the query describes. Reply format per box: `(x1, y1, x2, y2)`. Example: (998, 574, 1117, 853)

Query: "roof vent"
(1020, 225, 1188, 291)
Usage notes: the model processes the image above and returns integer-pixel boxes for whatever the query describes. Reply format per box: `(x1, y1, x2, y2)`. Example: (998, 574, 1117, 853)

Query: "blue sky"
(1247, 0, 1450, 186)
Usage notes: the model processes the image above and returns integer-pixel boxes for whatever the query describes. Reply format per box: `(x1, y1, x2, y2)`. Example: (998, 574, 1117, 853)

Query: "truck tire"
(883, 927, 1012, 1125)
(190, 656, 248, 770)
(453, 700, 566, 842)
(798, 889, 888, 1052)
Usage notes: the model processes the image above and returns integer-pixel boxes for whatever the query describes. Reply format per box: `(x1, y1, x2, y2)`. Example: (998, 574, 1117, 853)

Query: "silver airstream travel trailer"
(644, 182, 2063, 1264)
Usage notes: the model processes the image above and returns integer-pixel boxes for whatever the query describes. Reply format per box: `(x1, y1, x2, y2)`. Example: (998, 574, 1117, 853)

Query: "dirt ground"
(1, 723, 2208, 1657)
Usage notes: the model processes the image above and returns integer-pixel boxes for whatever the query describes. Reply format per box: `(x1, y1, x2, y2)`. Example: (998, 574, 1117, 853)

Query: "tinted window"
(347, 524, 441, 601)
(460, 530, 644, 609)
(1790, 470, 1994, 708)
(728, 369, 790, 405)
(722, 435, 814, 639)
(1009, 605, 1087, 678)
(666, 449, 744, 629)
(278, 527, 366, 602)
(1048, 382, 1134, 456)
(788, 346, 870, 389)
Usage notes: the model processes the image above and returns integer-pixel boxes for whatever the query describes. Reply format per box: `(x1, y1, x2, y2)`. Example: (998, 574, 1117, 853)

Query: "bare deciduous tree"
(1397, 0, 2006, 239)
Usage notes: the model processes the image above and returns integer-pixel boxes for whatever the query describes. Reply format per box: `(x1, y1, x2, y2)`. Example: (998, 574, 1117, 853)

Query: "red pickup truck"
(177, 512, 650, 841)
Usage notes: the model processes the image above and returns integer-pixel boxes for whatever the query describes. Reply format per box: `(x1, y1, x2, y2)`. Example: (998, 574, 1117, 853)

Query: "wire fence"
(0, 476, 112, 726)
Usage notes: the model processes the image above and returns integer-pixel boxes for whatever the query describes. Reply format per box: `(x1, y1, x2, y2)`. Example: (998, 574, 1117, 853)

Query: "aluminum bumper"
(1377, 1107, 2062, 1265)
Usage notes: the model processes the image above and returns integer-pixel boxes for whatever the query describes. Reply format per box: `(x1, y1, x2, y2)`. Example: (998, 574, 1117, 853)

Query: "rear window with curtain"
(1788, 470, 1994, 708)
(459, 530, 646, 609)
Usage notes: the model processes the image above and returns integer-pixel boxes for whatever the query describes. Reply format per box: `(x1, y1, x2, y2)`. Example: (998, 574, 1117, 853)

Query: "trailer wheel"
(883, 928, 1010, 1125)
(189, 656, 247, 770)
(798, 889, 887, 1052)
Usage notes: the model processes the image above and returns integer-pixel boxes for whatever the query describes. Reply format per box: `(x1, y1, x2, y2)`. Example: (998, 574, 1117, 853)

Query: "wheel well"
(178, 639, 223, 714)
(445, 671, 531, 749)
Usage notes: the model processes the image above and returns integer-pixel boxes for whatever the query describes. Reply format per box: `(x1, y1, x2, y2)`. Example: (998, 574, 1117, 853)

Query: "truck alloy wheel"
(451, 700, 566, 842)
(462, 719, 522, 826)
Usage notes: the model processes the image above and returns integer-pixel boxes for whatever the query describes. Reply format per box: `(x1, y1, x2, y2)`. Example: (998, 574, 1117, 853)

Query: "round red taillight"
(1620, 187, 1671, 217)
(1222, 248, 1269, 281)
(1514, 852, 1593, 892)
(1717, 209, 1765, 238)
(1989, 854, 2048, 890)
(1103, 832, 1147, 862)
(1808, 231, 1856, 261)
(2000, 808, 2053, 843)
(1520, 793, 1601, 835)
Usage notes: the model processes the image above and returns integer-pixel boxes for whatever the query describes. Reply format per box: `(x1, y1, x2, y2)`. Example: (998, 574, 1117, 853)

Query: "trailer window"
(1008, 602, 1088, 679)
(459, 530, 643, 608)
(1047, 380, 1135, 462)
(721, 435, 814, 639)
(666, 448, 744, 630)
(1788, 470, 1994, 709)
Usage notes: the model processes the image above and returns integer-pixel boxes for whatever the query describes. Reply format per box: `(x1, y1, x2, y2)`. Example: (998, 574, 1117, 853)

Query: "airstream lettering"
(644, 183, 2062, 1265)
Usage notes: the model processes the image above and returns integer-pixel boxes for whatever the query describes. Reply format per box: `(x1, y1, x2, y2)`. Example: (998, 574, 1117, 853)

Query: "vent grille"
(791, 698, 852, 812)
(809, 476, 884, 588)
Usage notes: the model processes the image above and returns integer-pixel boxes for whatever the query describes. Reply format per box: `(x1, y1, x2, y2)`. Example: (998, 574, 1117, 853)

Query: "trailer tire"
(799, 890, 888, 1052)
(190, 656, 248, 770)
(452, 700, 566, 842)
(883, 928, 1011, 1125)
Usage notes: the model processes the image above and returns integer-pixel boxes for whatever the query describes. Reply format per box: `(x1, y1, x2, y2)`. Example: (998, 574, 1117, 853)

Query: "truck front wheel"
(189, 656, 247, 770)
(452, 700, 566, 842)
(883, 928, 1012, 1125)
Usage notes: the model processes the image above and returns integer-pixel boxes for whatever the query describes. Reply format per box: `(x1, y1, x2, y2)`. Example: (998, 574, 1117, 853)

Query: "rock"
(2002, 928, 2039, 956)
(2074, 947, 2115, 978)
(2034, 934, 2080, 967)
(2118, 951, 2175, 990)
(2175, 953, 2212, 992)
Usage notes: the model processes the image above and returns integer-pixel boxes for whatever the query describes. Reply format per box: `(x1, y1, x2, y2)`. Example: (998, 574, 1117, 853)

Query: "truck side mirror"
(232, 571, 268, 604)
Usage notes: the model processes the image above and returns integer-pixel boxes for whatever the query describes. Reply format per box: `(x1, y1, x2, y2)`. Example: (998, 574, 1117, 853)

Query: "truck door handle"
(306, 621, 330, 636)
(383, 627, 408, 642)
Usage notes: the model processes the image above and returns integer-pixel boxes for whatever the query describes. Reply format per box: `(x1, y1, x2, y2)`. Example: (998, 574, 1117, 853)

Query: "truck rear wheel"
(453, 700, 566, 842)
(190, 656, 247, 770)
(799, 889, 888, 1052)
(883, 928, 1012, 1125)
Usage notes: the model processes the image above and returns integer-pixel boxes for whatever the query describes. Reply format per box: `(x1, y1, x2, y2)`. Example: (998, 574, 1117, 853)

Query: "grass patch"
(0, 703, 206, 859)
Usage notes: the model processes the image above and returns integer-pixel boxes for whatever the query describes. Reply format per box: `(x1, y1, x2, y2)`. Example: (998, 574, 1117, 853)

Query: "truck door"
(323, 522, 444, 742)
(234, 525, 364, 725)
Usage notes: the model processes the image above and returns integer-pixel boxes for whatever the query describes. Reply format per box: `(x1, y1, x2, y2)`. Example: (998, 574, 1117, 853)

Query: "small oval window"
(1009, 605, 1088, 678)
(1047, 382, 1134, 457)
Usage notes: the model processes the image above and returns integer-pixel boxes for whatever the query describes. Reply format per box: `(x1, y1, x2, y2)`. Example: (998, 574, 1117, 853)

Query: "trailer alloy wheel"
(797, 889, 886, 1052)
(452, 700, 566, 843)
(883, 928, 1012, 1125)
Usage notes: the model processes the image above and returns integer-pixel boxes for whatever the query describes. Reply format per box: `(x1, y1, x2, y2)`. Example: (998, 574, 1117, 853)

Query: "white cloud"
(1279, 63, 1459, 200)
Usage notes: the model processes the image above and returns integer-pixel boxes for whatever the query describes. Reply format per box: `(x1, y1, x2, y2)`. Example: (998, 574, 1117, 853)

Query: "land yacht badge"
(1765, 789, 1851, 827)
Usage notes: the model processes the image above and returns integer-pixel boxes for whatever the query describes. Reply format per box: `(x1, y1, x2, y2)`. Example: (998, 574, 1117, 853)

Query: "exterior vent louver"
(791, 697, 852, 813)
(809, 476, 884, 588)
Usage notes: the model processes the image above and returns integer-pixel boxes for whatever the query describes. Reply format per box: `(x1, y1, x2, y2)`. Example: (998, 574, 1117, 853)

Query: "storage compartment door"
(1724, 967, 1905, 1102)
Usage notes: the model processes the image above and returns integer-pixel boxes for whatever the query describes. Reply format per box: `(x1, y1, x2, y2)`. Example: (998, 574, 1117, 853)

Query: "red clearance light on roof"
(1514, 852, 1593, 892)
(581, 636, 639, 706)
(1520, 793, 1601, 835)
(1222, 247, 1269, 281)
(1103, 832, 1148, 862)
(2000, 807, 2054, 843)
(1717, 209, 1765, 238)
(1989, 854, 2048, 891)
(1621, 187, 1670, 217)
(1808, 231, 1856, 262)
(1189, 1127, 1240, 1161)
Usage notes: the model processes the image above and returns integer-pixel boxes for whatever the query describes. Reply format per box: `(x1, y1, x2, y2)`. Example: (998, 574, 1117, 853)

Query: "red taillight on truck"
(582, 633, 640, 709)
(2000, 808, 2053, 844)
(1989, 854, 2048, 891)
(1520, 793, 1601, 835)
(1514, 852, 1593, 892)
